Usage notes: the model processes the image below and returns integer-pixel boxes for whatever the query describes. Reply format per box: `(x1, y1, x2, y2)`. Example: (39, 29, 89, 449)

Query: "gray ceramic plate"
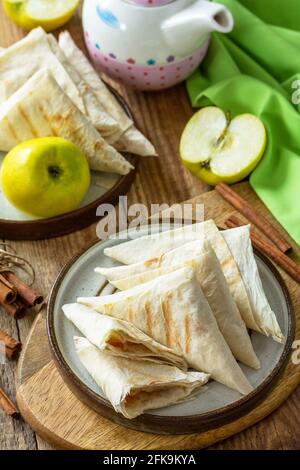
(47, 225, 295, 434)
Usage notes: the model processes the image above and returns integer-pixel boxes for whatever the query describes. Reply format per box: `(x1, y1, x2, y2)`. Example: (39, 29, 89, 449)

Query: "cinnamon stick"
(0, 274, 17, 305)
(2, 272, 43, 307)
(0, 344, 19, 360)
(216, 183, 291, 253)
(0, 388, 19, 418)
(2, 298, 27, 319)
(225, 215, 300, 284)
(0, 329, 21, 360)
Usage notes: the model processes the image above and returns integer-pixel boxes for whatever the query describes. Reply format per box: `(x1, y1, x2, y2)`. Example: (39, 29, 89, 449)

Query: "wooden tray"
(15, 185, 300, 449)
(0, 88, 138, 241)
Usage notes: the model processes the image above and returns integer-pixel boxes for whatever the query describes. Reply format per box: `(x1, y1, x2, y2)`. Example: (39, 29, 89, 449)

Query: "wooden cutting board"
(15, 183, 300, 450)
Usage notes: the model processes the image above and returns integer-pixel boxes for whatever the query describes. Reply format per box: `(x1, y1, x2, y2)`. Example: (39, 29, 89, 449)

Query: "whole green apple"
(1, 137, 91, 218)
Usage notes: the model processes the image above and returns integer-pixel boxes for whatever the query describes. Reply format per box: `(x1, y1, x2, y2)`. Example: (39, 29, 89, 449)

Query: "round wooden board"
(0, 87, 138, 241)
(15, 185, 300, 450)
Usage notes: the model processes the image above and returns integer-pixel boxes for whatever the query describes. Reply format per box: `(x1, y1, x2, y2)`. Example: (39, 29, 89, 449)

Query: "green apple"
(0, 137, 90, 218)
(180, 107, 267, 186)
(2, 0, 80, 32)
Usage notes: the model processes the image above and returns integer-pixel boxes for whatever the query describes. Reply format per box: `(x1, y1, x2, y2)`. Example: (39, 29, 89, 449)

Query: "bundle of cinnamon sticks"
(215, 183, 300, 284)
(0, 271, 43, 418)
(0, 271, 43, 319)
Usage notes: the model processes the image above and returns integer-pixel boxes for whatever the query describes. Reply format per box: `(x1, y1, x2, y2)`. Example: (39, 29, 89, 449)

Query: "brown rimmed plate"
(0, 87, 138, 241)
(47, 225, 295, 435)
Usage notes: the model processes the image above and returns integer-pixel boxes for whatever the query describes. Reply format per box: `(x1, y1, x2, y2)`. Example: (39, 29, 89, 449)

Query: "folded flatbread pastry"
(101, 247, 260, 369)
(79, 267, 253, 395)
(0, 69, 134, 175)
(222, 226, 284, 343)
(104, 224, 206, 264)
(47, 33, 118, 136)
(103, 221, 257, 331)
(75, 336, 209, 419)
(59, 31, 157, 156)
(0, 27, 118, 135)
(0, 27, 84, 113)
(113, 126, 158, 157)
(63, 303, 187, 369)
(59, 31, 131, 140)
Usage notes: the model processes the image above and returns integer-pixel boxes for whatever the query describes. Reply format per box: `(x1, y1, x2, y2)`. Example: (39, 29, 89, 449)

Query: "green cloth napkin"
(187, 0, 300, 245)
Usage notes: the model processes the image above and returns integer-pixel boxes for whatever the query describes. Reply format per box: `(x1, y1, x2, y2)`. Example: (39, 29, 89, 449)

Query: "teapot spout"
(162, 0, 234, 56)
(202, 1, 234, 34)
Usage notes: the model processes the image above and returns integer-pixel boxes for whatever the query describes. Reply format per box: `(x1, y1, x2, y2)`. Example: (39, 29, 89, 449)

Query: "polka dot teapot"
(82, 0, 234, 90)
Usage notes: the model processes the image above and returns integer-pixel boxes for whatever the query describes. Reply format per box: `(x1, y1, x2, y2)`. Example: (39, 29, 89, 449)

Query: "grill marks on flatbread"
(0, 27, 118, 136)
(58, 31, 157, 156)
(0, 69, 133, 175)
(184, 314, 191, 354)
(0, 27, 158, 176)
(78, 267, 253, 395)
(47, 32, 118, 136)
(103, 220, 256, 330)
(0, 27, 84, 112)
(59, 31, 131, 140)
(17, 104, 39, 137)
(127, 305, 134, 324)
(100, 222, 283, 347)
(144, 301, 154, 339)
(144, 256, 163, 267)
(63, 303, 187, 370)
(4, 116, 18, 141)
(160, 294, 175, 349)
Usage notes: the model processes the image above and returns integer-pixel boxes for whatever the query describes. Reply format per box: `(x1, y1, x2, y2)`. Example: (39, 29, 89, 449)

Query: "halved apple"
(2, 0, 80, 32)
(180, 107, 267, 186)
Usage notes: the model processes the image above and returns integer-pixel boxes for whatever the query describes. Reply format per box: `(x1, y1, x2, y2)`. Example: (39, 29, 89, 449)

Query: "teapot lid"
(126, 0, 174, 6)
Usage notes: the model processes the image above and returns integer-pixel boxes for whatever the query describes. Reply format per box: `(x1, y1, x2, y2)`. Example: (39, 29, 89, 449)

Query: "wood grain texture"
(0, 2, 206, 450)
(15, 184, 300, 450)
(0, 3, 299, 451)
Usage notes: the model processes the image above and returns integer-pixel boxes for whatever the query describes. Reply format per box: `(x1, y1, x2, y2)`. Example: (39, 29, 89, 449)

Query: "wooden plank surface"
(0, 3, 299, 450)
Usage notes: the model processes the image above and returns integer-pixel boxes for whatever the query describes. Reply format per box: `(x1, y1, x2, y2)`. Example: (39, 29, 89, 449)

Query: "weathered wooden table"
(0, 4, 299, 451)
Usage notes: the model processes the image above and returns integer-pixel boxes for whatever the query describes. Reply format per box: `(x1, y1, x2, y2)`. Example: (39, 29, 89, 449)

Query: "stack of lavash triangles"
(0, 28, 157, 176)
(64, 221, 284, 419)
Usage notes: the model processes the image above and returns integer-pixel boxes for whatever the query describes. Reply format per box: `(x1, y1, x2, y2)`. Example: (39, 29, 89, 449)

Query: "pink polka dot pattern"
(129, 0, 174, 6)
(85, 38, 209, 91)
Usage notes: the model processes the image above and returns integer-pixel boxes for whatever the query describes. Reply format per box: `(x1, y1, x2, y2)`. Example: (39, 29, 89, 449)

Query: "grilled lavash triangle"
(58, 31, 131, 141)
(103, 221, 258, 331)
(0, 69, 134, 175)
(0, 27, 85, 113)
(74, 336, 210, 419)
(106, 247, 260, 370)
(222, 225, 284, 343)
(78, 267, 253, 395)
(97, 239, 206, 282)
(46, 33, 118, 136)
(113, 126, 158, 157)
(58, 31, 157, 156)
(63, 303, 187, 370)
